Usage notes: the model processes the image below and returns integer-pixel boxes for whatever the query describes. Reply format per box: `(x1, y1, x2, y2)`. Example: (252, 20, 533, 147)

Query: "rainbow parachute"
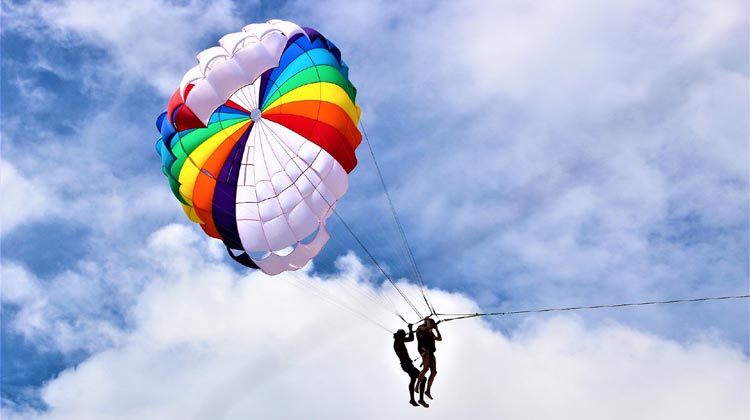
(155, 20, 361, 275)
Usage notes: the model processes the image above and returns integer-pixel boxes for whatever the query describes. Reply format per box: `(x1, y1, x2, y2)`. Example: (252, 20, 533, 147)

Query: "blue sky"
(1, 0, 748, 418)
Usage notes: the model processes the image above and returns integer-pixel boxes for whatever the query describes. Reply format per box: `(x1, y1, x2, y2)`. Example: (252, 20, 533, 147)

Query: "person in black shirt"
(393, 324, 426, 407)
(415, 317, 442, 401)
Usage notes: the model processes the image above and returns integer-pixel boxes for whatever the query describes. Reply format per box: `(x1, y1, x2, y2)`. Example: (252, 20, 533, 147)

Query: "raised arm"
(434, 322, 443, 341)
(405, 324, 415, 342)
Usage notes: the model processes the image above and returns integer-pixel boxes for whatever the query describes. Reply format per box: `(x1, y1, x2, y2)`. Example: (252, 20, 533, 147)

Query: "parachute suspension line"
(437, 294, 750, 323)
(332, 209, 424, 320)
(257, 120, 424, 321)
(322, 216, 408, 320)
(284, 269, 394, 334)
(358, 120, 438, 317)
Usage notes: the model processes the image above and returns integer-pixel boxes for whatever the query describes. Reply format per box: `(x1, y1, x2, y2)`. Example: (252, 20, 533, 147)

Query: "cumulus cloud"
(2, 224, 749, 420)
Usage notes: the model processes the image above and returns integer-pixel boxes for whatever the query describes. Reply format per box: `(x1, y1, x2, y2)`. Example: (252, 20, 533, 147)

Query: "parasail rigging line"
(321, 214, 410, 320)
(331, 209, 423, 321)
(436, 294, 750, 323)
(284, 269, 395, 333)
(358, 120, 438, 318)
(257, 119, 425, 321)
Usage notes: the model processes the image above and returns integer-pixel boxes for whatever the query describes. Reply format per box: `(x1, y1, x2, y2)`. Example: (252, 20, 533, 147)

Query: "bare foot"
(418, 400, 430, 408)
(425, 390, 433, 400)
(409, 400, 419, 407)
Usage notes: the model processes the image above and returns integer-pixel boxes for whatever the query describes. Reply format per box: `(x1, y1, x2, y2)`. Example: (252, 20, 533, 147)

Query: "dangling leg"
(416, 352, 428, 390)
(408, 367, 419, 406)
(419, 372, 427, 405)
(417, 352, 431, 407)
(425, 353, 437, 399)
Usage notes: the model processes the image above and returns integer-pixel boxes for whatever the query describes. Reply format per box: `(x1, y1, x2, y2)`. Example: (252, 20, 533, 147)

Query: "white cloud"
(0, 106, 181, 239)
(2, 224, 748, 420)
(0, 262, 48, 332)
(1, 260, 127, 353)
(0, 160, 57, 234)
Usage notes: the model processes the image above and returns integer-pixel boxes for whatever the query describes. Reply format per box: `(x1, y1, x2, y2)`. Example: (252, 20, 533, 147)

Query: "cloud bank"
(3, 224, 748, 420)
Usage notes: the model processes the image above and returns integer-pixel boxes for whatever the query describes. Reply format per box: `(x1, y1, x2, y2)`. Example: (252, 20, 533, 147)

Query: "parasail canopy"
(155, 20, 362, 275)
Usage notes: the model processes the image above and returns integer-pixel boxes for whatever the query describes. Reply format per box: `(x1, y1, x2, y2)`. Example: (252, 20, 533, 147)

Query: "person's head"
(394, 329, 406, 340)
(428, 318, 438, 328)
